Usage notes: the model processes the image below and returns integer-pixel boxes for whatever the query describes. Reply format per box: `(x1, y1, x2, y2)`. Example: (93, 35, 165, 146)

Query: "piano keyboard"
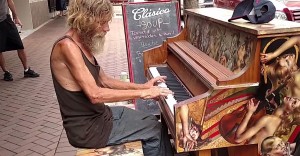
(149, 66, 192, 114)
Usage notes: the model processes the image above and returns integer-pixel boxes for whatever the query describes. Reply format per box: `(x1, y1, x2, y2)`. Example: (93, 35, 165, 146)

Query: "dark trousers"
(107, 106, 174, 156)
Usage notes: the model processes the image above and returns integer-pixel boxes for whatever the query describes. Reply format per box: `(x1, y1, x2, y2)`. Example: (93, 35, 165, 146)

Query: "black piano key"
(156, 66, 192, 102)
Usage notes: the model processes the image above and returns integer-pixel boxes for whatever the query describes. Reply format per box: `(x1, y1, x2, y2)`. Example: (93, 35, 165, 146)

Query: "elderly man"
(50, 0, 174, 155)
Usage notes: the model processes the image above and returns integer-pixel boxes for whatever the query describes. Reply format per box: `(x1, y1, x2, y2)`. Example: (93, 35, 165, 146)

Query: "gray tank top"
(0, 0, 9, 22)
(51, 36, 113, 148)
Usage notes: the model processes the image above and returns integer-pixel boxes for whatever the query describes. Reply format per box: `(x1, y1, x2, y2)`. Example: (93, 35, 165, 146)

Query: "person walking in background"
(0, 0, 39, 81)
(56, 0, 67, 17)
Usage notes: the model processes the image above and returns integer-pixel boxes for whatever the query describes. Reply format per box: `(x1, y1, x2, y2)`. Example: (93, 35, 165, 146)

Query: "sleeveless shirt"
(50, 36, 113, 148)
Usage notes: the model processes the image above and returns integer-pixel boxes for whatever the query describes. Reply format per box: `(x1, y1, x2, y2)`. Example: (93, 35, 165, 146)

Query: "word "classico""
(132, 7, 170, 20)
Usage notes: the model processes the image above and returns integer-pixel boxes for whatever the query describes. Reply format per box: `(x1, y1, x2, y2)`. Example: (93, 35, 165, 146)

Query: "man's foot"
(24, 68, 39, 78)
(4, 71, 13, 81)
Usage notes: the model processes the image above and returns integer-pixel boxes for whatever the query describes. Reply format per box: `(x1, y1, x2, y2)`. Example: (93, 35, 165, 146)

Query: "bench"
(76, 141, 143, 156)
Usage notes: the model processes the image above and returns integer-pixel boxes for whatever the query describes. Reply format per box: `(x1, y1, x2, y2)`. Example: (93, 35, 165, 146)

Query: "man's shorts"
(0, 15, 24, 53)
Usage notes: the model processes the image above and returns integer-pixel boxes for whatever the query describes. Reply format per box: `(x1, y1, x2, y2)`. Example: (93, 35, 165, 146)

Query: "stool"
(76, 141, 144, 156)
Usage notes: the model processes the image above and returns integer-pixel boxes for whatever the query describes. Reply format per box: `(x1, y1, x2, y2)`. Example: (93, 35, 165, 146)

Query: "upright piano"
(143, 7, 300, 155)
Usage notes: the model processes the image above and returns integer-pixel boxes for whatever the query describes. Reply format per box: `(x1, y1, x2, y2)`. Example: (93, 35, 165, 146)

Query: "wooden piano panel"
(143, 7, 300, 156)
(185, 13, 261, 86)
(167, 53, 209, 96)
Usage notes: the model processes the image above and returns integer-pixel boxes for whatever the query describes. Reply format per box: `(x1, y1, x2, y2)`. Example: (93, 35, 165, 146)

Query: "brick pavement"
(0, 15, 128, 156)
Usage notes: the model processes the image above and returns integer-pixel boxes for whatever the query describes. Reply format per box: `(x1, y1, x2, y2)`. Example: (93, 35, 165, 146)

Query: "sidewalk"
(0, 13, 128, 156)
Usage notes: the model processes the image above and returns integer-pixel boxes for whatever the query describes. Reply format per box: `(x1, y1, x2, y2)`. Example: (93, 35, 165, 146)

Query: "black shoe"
(24, 68, 39, 78)
(4, 71, 13, 81)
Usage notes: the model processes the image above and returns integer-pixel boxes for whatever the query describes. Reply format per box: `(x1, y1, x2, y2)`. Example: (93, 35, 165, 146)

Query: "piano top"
(186, 8, 300, 37)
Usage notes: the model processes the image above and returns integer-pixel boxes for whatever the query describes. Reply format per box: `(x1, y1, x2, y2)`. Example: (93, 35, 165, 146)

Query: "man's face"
(90, 20, 110, 55)
(80, 20, 110, 55)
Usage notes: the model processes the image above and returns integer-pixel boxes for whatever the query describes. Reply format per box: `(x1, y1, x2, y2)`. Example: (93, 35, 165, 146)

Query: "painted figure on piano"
(233, 97, 300, 151)
(176, 105, 210, 151)
(219, 50, 233, 69)
(189, 22, 210, 53)
(261, 36, 300, 98)
(144, 7, 300, 155)
(261, 136, 296, 156)
(187, 18, 253, 73)
(219, 36, 300, 153)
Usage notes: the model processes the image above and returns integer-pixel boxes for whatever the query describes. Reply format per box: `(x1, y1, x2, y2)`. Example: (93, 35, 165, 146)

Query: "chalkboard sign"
(122, 1, 180, 114)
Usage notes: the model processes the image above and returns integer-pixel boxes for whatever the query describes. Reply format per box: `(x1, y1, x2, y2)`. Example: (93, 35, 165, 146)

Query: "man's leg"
(17, 49, 28, 70)
(0, 52, 13, 81)
(0, 52, 8, 72)
(107, 106, 173, 156)
(17, 49, 39, 77)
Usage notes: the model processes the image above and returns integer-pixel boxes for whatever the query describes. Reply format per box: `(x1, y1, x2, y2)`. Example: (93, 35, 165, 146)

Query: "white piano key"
(149, 67, 177, 114)
(149, 67, 160, 77)
(149, 67, 168, 88)
(165, 94, 176, 114)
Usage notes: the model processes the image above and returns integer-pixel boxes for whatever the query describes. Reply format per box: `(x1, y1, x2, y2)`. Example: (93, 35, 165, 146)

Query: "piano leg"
(192, 144, 257, 156)
(227, 145, 258, 156)
(193, 149, 211, 156)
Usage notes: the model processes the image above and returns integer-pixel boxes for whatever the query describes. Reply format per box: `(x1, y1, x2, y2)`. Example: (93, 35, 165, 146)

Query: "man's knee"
(144, 120, 163, 140)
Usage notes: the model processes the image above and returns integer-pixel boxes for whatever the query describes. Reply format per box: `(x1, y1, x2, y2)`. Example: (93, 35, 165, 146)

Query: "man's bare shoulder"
(51, 37, 84, 64)
(53, 38, 80, 54)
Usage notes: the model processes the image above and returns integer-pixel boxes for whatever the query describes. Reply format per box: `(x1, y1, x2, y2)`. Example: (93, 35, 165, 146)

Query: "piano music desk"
(144, 7, 300, 156)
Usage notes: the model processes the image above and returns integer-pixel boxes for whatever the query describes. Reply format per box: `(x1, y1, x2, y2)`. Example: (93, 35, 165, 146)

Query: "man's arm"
(7, 0, 22, 26)
(98, 68, 167, 90)
(54, 41, 172, 104)
(179, 105, 197, 151)
(261, 36, 300, 63)
(235, 116, 269, 144)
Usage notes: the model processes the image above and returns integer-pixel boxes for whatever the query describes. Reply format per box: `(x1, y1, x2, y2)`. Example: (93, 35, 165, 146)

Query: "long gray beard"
(90, 35, 105, 55)
(80, 32, 106, 56)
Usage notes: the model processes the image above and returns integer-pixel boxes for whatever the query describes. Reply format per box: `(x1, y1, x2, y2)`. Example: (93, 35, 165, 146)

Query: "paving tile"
(39, 126, 60, 135)
(0, 140, 20, 151)
(18, 136, 40, 146)
(57, 140, 73, 147)
(9, 130, 28, 139)
(26, 152, 43, 156)
(21, 131, 41, 140)
(43, 116, 61, 124)
(4, 136, 24, 146)
(44, 149, 56, 156)
(55, 151, 77, 156)
(50, 136, 61, 143)
(0, 113, 13, 121)
(16, 120, 35, 128)
(47, 142, 59, 149)
(14, 143, 37, 153)
(41, 121, 61, 129)
(14, 150, 34, 156)
(0, 147, 16, 156)
(33, 138, 53, 147)
(56, 146, 77, 153)
(46, 113, 62, 119)
(36, 132, 57, 140)
(29, 144, 51, 154)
